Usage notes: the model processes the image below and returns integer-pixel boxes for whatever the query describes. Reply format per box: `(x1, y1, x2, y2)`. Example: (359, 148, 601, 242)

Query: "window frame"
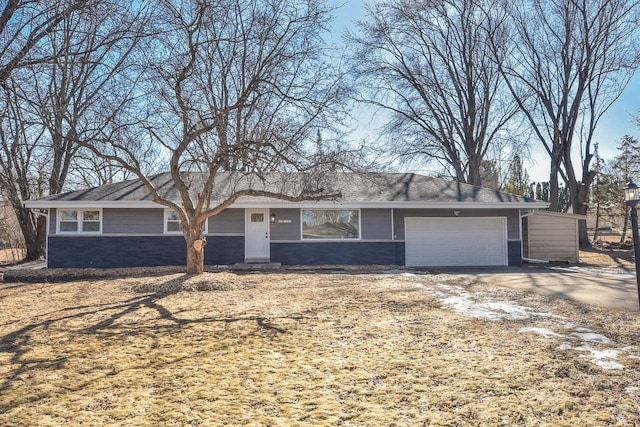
(164, 209, 208, 235)
(57, 209, 103, 234)
(300, 208, 361, 241)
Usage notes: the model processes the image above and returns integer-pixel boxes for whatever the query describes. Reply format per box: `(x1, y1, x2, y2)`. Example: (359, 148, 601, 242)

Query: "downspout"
(521, 257, 549, 264)
(520, 209, 550, 264)
(520, 209, 534, 265)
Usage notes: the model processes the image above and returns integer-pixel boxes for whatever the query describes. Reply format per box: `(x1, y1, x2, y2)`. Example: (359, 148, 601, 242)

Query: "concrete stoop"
(231, 262, 282, 271)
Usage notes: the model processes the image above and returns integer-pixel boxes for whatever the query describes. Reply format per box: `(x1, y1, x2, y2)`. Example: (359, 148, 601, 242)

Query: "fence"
(0, 241, 26, 265)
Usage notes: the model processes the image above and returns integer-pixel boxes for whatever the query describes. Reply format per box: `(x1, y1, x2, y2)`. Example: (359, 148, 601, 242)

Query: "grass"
(1, 271, 640, 426)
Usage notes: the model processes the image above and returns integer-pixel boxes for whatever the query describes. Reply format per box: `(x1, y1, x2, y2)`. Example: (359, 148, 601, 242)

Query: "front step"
(231, 262, 282, 271)
(243, 258, 271, 264)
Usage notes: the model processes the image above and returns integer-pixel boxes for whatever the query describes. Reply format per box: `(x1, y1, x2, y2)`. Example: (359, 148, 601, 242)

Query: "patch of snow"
(383, 270, 416, 276)
(558, 342, 573, 351)
(417, 280, 637, 371)
(582, 348, 625, 370)
(424, 283, 555, 321)
(559, 342, 626, 370)
(519, 327, 565, 338)
(591, 358, 625, 370)
(549, 266, 635, 277)
(626, 387, 640, 393)
(571, 332, 612, 344)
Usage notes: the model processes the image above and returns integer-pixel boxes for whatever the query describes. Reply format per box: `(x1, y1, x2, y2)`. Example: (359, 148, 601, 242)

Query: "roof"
(523, 210, 586, 220)
(24, 172, 549, 209)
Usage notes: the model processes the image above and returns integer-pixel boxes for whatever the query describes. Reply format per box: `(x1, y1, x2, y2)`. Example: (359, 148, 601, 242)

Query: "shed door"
(405, 217, 508, 267)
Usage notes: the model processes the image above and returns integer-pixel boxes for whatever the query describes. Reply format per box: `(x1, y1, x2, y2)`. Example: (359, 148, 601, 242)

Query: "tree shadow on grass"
(0, 273, 306, 414)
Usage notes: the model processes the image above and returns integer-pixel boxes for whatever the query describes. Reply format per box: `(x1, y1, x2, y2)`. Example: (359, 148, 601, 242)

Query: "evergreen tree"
(503, 154, 530, 196)
(613, 135, 640, 183)
(611, 135, 640, 243)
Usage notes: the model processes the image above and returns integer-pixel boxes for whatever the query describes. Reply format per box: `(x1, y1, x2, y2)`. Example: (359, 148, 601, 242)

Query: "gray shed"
(522, 211, 585, 263)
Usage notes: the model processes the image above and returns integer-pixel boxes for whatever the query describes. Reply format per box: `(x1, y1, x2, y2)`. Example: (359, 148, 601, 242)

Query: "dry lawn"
(1, 270, 640, 426)
(580, 247, 635, 271)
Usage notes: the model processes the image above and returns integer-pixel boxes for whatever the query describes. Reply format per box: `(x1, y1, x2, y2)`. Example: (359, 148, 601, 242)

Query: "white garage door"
(405, 217, 508, 267)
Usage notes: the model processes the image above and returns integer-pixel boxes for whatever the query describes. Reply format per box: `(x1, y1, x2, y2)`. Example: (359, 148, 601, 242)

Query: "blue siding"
(271, 241, 405, 265)
(508, 241, 522, 267)
(47, 235, 520, 268)
(204, 236, 244, 265)
(48, 236, 243, 268)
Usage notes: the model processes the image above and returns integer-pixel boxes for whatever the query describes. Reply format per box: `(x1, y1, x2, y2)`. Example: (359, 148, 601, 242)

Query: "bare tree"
(0, 0, 148, 260)
(0, 0, 90, 84)
(349, 0, 517, 186)
(0, 0, 95, 260)
(493, 0, 640, 246)
(24, 1, 150, 194)
(81, 0, 349, 274)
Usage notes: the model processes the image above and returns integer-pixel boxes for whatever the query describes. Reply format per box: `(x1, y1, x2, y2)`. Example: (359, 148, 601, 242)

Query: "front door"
(245, 208, 270, 262)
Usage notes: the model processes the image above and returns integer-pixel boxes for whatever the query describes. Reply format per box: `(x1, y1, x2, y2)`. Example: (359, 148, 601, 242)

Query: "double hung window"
(58, 210, 102, 233)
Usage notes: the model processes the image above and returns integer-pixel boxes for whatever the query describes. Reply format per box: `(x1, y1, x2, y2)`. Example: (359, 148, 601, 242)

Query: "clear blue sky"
(331, 0, 640, 182)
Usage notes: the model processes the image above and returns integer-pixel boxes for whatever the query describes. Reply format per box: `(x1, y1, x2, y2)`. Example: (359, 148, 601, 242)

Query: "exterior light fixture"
(270, 213, 276, 223)
(624, 181, 640, 310)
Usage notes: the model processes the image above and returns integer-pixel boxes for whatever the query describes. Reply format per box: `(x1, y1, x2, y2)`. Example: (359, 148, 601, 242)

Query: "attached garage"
(405, 217, 508, 267)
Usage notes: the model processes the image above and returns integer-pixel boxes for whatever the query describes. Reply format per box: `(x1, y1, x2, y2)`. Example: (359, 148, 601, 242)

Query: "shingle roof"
(25, 172, 544, 206)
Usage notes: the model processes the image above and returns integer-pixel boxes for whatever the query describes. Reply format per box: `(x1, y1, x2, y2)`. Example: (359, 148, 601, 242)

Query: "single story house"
(24, 172, 548, 268)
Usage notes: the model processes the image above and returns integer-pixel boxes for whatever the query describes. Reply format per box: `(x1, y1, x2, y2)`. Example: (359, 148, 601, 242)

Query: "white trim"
(164, 209, 182, 234)
(244, 208, 271, 261)
(519, 209, 524, 261)
(163, 208, 209, 235)
(271, 239, 395, 244)
(51, 233, 182, 237)
(25, 199, 550, 210)
(521, 210, 586, 220)
(56, 208, 103, 234)
(391, 208, 395, 240)
(300, 208, 362, 241)
(404, 216, 508, 267)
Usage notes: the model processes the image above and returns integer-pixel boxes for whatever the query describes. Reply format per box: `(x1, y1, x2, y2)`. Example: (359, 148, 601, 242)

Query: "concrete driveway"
(439, 266, 640, 312)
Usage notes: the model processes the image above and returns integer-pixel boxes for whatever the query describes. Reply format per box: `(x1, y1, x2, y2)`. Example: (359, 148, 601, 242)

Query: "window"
(165, 210, 182, 233)
(58, 209, 101, 233)
(82, 210, 101, 231)
(302, 209, 360, 240)
(164, 210, 208, 234)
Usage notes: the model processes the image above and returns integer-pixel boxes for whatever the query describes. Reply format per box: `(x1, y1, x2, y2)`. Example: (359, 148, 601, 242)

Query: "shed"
(522, 211, 585, 263)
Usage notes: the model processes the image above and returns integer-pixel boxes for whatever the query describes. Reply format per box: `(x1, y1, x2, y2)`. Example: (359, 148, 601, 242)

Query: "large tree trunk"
(549, 151, 562, 212)
(467, 154, 482, 187)
(572, 183, 591, 249)
(620, 205, 630, 245)
(3, 186, 44, 261)
(14, 204, 44, 261)
(184, 225, 205, 274)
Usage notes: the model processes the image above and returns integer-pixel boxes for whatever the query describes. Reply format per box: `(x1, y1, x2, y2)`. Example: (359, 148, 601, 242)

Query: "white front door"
(245, 208, 270, 261)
